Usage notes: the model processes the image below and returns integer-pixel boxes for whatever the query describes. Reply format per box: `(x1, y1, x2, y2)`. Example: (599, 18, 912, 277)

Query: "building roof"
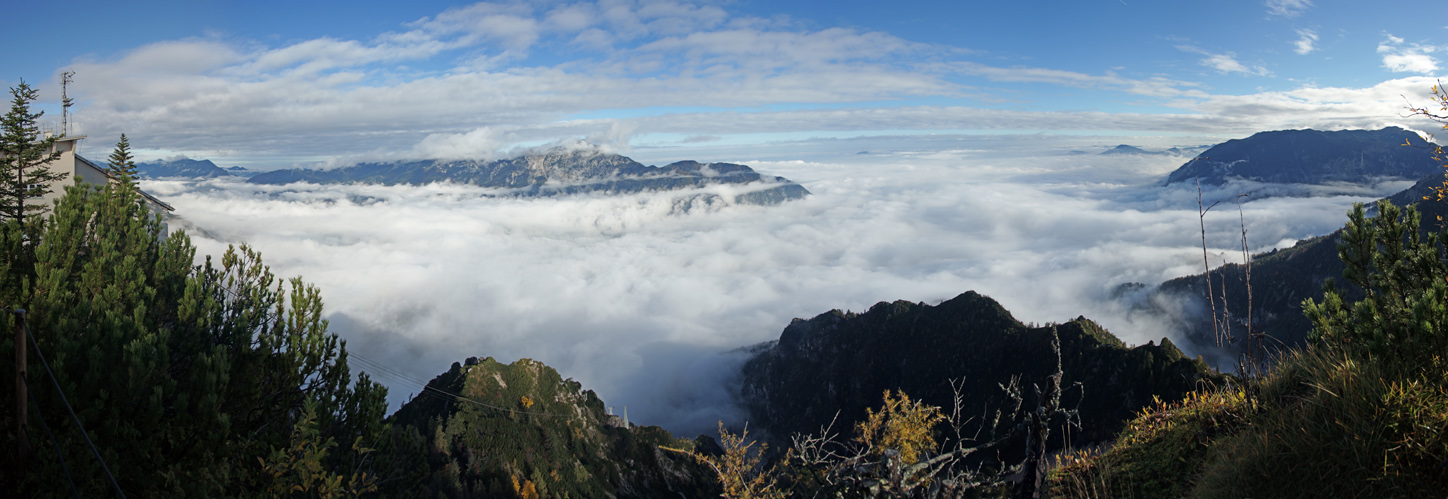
(75, 155, 176, 212)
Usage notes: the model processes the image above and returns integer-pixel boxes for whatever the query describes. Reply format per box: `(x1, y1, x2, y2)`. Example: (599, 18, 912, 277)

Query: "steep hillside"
(1053, 198, 1448, 498)
(1164, 127, 1439, 186)
(1146, 171, 1448, 354)
(389, 356, 718, 498)
(247, 148, 810, 206)
(739, 291, 1217, 455)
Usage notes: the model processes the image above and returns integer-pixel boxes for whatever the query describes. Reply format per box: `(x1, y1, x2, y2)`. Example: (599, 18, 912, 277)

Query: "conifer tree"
(0, 80, 65, 224)
(1, 176, 395, 495)
(106, 133, 138, 181)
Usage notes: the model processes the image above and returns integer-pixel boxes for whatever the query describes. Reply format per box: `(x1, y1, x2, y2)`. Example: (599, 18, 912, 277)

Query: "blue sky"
(3, 0, 1445, 167)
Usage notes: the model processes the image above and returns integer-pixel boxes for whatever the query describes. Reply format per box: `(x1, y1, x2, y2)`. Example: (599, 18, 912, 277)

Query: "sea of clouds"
(137, 134, 1408, 437)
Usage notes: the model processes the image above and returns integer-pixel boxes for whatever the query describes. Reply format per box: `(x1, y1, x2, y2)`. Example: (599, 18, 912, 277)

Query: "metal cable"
(22, 374, 81, 498)
(13, 310, 127, 499)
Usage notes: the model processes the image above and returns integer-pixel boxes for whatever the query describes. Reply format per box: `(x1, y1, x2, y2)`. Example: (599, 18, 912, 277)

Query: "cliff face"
(738, 291, 1216, 452)
(389, 356, 718, 499)
(247, 149, 810, 206)
(1164, 127, 1440, 186)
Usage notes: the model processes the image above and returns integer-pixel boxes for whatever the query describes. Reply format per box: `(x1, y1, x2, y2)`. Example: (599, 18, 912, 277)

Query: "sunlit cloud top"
(3, 0, 1445, 168)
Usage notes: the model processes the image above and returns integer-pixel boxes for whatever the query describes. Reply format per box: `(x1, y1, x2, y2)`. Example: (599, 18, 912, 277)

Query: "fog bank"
(142, 136, 1397, 437)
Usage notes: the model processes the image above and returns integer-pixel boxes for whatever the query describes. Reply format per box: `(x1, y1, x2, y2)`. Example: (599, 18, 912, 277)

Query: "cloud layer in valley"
(141, 135, 1402, 436)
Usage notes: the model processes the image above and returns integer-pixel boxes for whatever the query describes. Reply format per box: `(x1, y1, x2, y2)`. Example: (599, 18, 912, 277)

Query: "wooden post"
(13, 309, 28, 464)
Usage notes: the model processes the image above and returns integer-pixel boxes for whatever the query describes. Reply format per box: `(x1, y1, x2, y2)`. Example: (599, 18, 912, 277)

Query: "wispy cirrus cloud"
(947, 61, 1208, 99)
(1177, 45, 1272, 76)
(1293, 29, 1319, 55)
(1265, 0, 1313, 18)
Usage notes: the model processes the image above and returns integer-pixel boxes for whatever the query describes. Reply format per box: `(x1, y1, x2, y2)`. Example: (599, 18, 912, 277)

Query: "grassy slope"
(1049, 347, 1448, 498)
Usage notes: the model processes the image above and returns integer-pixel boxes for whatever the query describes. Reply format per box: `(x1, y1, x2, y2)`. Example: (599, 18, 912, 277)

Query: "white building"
(29, 135, 174, 216)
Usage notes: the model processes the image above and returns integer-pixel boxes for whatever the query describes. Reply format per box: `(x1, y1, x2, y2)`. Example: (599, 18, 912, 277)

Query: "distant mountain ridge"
(1164, 127, 1440, 186)
(1101, 144, 1190, 156)
(248, 149, 810, 206)
(136, 158, 235, 179)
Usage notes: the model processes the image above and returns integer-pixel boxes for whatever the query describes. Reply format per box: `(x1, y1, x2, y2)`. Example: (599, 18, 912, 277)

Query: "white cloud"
(410, 2, 541, 49)
(1177, 45, 1271, 76)
(411, 126, 515, 160)
(1293, 29, 1318, 55)
(145, 141, 1396, 435)
(948, 62, 1207, 98)
(1382, 53, 1438, 74)
(1265, 0, 1312, 18)
(1378, 34, 1440, 74)
(1202, 54, 1270, 76)
(59, 1, 973, 163)
(545, 3, 599, 32)
(1182, 76, 1443, 133)
(48, 0, 1439, 171)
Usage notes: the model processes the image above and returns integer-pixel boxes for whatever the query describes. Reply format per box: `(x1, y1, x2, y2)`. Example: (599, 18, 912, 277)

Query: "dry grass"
(1049, 347, 1448, 499)
(1048, 383, 1255, 499)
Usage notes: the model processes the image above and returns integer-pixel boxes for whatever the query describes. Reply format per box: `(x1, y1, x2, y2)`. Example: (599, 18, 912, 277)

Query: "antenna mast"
(61, 70, 75, 136)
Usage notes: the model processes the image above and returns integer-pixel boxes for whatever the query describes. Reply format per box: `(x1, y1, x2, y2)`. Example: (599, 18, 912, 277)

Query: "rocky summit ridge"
(247, 148, 811, 206)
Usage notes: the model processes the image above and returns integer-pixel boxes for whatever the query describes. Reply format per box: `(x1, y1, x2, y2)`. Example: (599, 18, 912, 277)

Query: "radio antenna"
(61, 70, 75, 136)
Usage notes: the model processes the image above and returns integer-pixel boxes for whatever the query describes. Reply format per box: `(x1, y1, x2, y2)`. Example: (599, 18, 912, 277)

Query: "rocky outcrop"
(389, 356, 718, 498)
(738, 291, 1216, 453)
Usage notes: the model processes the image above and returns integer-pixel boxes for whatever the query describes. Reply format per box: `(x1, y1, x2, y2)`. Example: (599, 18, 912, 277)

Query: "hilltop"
(387, 356, 718, 498)
(740, 291, 1217, 459)
(1163, 127, 1440, 186)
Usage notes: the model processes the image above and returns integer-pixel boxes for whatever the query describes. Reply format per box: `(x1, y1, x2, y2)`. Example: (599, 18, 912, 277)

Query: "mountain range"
(247, 149, 810, 206)
(135, 158, 236, 179)
(1099, 144, 1192, 156)
(1163, 127, 1440, 186)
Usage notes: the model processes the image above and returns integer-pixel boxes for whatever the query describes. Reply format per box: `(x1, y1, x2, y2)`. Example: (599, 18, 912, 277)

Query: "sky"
(2, 0, 1446, 168)
(4, 1, 1448, 437)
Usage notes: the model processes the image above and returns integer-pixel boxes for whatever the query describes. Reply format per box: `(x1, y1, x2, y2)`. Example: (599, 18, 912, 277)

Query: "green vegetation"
(1050, 200, 1448, 498)
(682, 423, 787, 499)
(388, 356, 717, 498)
(0, 146, 402, 495)
(0, 81, 65, 224)
(0, 138, 719, 497)
(106, 133, 138, 180)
